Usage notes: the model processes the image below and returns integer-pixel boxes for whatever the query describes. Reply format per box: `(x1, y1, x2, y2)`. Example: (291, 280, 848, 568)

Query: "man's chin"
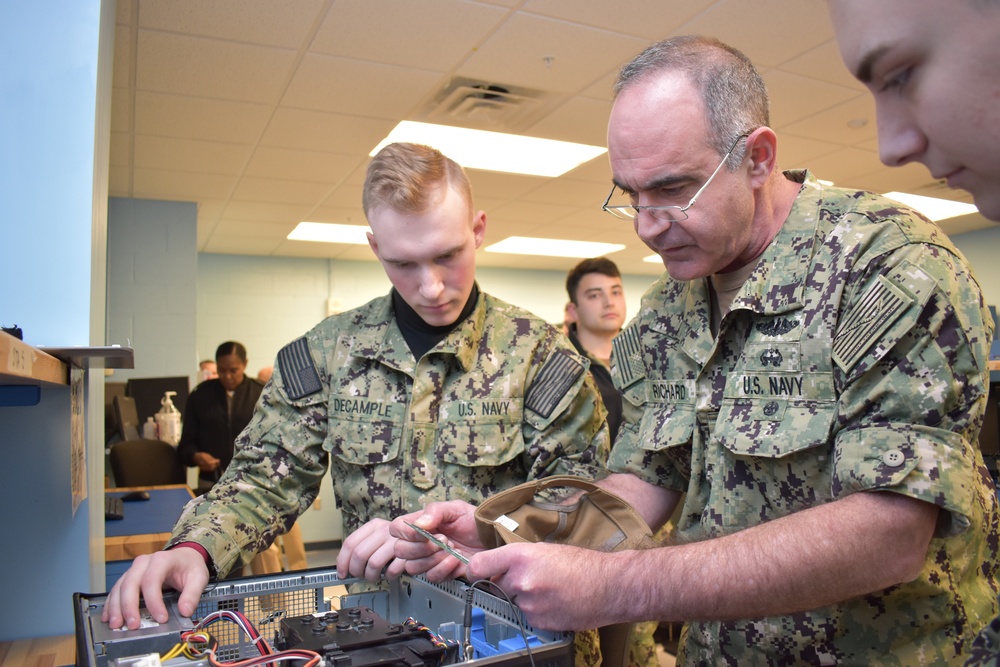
(418, 307, 460, 327)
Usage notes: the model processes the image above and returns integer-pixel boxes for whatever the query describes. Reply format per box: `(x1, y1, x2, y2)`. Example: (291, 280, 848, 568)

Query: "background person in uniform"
(826, 0, 1000, 223)
(388, 36, 1000, 665)
(102, 144, 609, 659)
(564, 257, 626, 441)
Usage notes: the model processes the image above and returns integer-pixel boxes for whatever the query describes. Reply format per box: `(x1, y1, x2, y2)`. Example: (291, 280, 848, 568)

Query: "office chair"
(109, 438, 186, 487)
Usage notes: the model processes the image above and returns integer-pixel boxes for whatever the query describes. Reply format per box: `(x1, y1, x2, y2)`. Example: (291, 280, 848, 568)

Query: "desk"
(105, 484, 193, 589)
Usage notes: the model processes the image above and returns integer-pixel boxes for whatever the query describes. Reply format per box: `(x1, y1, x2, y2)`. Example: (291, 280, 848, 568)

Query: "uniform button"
(882, 449, 905, 467)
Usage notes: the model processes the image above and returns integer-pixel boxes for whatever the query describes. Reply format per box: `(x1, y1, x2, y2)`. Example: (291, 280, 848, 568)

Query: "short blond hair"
(362, 142, 473, 217)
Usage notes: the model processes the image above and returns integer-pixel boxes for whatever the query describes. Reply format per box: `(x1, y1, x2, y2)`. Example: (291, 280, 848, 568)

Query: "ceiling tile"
(230, 176, 334, 205)
(132, 168, 238, 200)
(243, 147, 361, 184)
(681, 0, 834, 68)
(110, 132, 132, 167)
(112, 24, 133, 88)
(526, 95, 612, 147)
(137, 0, 327, 48)
(281, 53, 445, 118)
(213, 218, 298, 238)
(763, 70, 863, 129)
(523, 0, 715, 41)
(221, 201, 314, 223)
(134, 135, 252, 174)
(136, 30, 297, 103)
(133, 92, 272, 144)
(260, 108, 395, 154)
(457, 13, 649, 94)
(781, 94, 879, 148)
(780, 39, 865, 91)
(311, 0, 508, 70)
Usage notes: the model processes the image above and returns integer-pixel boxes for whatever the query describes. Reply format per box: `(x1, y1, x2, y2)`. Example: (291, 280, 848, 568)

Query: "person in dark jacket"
(565, 257, 626, 442)
(178, 341, 263, 495)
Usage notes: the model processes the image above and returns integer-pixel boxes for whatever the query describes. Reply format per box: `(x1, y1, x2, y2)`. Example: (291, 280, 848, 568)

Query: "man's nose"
(634, 208, 671, 244)
(418, 268, 444, 299)
(877, 104, 926, 169)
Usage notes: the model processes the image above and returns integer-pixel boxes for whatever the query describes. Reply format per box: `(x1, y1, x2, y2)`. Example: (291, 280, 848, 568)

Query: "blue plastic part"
(468, 607, 544, 658)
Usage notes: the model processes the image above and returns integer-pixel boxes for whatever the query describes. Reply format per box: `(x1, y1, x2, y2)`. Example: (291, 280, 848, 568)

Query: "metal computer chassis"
(74, 566, 573, 667)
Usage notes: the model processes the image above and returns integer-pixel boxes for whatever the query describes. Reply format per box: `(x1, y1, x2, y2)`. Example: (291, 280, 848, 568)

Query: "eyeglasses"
(602, 133, 750, 223)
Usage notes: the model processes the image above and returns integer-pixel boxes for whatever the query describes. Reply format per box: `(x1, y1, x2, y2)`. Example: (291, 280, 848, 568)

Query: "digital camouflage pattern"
(167, 290, 609, 575)
(609, 171, 1000, 665)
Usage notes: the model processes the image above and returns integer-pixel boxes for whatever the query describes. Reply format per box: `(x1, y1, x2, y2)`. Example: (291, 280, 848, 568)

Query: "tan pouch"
(474, 475, 657, 667)
(474, 474, 655, 552)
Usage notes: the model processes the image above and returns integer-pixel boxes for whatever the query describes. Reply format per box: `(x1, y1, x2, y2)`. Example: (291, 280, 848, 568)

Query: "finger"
(139, 563, 172, 624)
(116, 557, 150, 629)
(420, 555, 466, 583)
(364, 539, 398, 582)
(175, 566, 210, 618)
(466, 549, 508, 582)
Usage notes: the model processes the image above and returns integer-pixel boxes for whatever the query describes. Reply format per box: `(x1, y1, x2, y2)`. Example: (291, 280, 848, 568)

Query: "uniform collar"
(349, 287, 487, 373)
(729, 169, 821, 316)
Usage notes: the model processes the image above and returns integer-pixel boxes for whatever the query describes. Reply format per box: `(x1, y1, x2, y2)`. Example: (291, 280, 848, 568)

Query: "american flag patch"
(525, 349, 585, 419)
(277, 337, 322, 400)
(612, 324, 644, 388)
(833, 275, 913, 372)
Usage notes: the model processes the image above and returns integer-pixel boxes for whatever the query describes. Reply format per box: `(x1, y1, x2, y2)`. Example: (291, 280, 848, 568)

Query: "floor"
(307, 546, 678, 666)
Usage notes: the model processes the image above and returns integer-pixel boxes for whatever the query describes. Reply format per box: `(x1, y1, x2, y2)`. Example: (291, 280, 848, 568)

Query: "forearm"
(595, 472, 679, 531)
(598, 491, 938, 623)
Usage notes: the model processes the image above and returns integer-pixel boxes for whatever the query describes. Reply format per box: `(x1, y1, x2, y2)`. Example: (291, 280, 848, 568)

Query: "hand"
(467, 543, 623, 631)
(389, 500, 483, 582)
(337, 518, 405, 582)
(193, 452, 220, 473)
(101, 546, 210, 630)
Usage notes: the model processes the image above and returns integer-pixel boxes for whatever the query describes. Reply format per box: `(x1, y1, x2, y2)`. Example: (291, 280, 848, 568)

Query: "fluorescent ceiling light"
(371, 121, 607, 177)
(288, 222, 371, 244)
(485, 236, 625, 258)
(643, 254, 662, 264)
(883, 192, 978, 222)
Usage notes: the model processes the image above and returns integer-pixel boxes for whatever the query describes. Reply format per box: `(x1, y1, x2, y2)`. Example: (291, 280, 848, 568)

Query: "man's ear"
(566, 301, 579, 321)
(744, 126, 779, 188)
(366, 231, 379, 257)
(472, 210, 487, 249)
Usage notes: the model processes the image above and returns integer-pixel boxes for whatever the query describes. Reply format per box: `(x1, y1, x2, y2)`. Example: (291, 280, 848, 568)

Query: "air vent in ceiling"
(416, 77, 560, 133)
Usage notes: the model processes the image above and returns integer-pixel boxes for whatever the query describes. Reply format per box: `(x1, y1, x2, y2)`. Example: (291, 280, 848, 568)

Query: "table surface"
(104, 484, 194, 561)
(0, 634, 74, 667)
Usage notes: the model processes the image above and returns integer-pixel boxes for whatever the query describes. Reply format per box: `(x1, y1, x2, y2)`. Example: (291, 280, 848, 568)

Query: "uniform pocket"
(711, 394, 838, 527)
(324, 396, 404, 465)
(436, 398, 525, 467)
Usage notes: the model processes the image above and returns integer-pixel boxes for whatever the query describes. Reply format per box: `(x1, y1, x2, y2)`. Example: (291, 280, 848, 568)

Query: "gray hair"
(613, 35, 769, 169)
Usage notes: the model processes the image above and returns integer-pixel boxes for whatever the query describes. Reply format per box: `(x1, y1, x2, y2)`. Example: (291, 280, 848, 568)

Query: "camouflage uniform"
(165, 290, 610, 663)
(609, 171, 1000, 665)
(167, 289, 608, 570)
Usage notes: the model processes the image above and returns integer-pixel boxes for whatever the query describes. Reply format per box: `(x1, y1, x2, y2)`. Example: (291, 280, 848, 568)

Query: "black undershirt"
(391, 284, 480, 360)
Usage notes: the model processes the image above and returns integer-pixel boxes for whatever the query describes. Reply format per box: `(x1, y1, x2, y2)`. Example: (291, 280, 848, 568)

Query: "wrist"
(170, 541, 217, 577)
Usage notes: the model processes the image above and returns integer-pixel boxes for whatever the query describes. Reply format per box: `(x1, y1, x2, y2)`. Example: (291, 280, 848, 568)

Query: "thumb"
(466, 546, 508, 582)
